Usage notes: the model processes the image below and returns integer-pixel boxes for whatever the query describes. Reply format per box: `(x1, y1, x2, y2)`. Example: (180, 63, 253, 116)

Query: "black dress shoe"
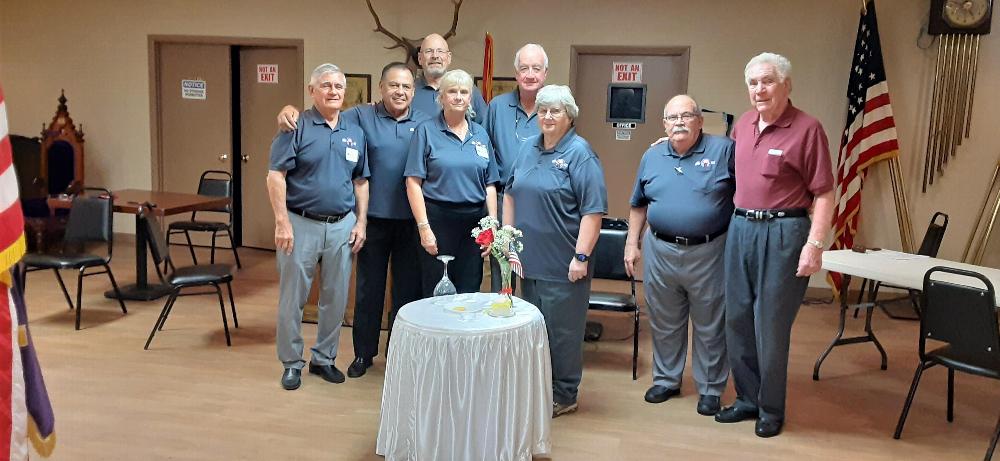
(755, 418, 783, 438)
(281, 368, 301, 390)
(347, 357, 373, 378)
(644, 385, 681, 403)
(308, 362, 345, 384)
(714, 405, 759, 423)
(697, 395, 721, 416)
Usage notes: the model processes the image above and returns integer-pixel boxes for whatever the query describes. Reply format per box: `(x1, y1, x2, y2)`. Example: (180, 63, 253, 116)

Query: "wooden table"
(53, 189, 232, 301)
(813, 249, 1000, 380)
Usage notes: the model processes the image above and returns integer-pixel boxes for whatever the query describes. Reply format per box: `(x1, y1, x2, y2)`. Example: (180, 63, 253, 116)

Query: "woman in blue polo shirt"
(504, 85, 608, 418)
(405, 69, 499, 296)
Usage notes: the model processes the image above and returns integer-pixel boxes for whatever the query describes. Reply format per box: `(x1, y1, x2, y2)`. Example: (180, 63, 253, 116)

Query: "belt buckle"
(676, 236, 689, 245)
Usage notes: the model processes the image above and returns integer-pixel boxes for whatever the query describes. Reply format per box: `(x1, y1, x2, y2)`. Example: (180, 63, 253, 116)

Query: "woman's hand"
(419, 227, 438, 256)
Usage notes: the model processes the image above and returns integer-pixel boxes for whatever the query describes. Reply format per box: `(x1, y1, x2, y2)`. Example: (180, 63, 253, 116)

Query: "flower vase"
(489, 258, 515, 317)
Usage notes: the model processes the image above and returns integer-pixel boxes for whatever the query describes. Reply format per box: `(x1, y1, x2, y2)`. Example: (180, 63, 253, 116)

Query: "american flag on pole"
(507, 244, 523, 279)
(827, 0, 900, 298)
(0, 84, 56, 460)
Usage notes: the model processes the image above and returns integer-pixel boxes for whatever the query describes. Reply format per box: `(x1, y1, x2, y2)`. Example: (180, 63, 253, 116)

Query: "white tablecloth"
(376, 293, 552, 461)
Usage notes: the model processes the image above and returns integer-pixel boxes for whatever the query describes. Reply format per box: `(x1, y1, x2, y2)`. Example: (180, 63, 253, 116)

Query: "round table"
(376, 293, 552, 461)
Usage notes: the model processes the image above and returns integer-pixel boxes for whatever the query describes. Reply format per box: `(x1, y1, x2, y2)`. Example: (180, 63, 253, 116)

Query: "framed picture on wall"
(474, 76, 518, 98)
(606, 83, 647, 123)
(344, 73, 371, 110)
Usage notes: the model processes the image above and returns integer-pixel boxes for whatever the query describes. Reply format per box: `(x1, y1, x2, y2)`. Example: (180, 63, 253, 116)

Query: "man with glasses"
(275, 63, 430, 380)
(413, 33, 488, 124)
(484, 43, 548, 292)
(625, 94, 733, 416)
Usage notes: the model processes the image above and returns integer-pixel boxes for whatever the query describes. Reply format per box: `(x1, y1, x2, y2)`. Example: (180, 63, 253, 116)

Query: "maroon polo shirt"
(731, 103, 834, 209)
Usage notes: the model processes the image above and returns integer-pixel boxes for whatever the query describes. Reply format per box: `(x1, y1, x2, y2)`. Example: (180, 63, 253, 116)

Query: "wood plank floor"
(20, 242, 999, 460)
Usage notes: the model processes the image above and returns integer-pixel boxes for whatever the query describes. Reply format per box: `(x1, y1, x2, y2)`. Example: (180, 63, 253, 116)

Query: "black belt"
(734, 207, 808, 221)
(652, 227, 728, 246)
(288, 207, 348, 223)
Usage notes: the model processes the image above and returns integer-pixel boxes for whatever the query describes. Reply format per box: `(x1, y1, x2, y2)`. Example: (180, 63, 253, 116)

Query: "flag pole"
(887, 157, 915, 252)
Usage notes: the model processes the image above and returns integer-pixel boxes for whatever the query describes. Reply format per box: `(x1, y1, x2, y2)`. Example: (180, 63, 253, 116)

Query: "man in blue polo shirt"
(268, 63, 370, 391)
(484, 43, 547, 292)
(625, 95, 734, 416)
(413, 33, 488, 125)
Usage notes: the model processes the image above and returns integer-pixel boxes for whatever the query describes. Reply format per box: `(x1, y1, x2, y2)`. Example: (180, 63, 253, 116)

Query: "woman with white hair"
(404, 69, 499, 295)
(503, 84, 608, 418)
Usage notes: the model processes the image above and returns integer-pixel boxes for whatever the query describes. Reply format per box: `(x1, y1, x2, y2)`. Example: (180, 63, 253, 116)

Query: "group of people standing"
(265, 31, 833, 438)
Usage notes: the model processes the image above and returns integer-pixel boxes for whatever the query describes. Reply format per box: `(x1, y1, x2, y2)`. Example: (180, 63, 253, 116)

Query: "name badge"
(767, 148, 783, 156)
(345, 147, 359, 162)
(475, 144, 489, 159)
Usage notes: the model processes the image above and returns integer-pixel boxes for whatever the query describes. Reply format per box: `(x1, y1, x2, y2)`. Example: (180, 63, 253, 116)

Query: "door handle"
(218, 154, 229, 162)
(241, 154, 250, 163)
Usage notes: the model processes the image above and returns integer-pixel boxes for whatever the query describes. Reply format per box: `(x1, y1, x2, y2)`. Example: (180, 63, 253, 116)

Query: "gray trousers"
(521, 276, 591, 405)
(643, 229, 729, 396)
(724, 214, 810, 421)
(276, 212, 355, 369)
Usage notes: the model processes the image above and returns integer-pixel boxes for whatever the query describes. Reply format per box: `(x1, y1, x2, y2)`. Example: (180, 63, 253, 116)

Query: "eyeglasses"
(664, 112, 700, 123)
(421, 48, 451, 56)
(538, 107, 565, 118)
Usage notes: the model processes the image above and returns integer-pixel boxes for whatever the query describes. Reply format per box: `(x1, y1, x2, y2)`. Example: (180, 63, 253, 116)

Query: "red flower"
(475, 228, 494, 247)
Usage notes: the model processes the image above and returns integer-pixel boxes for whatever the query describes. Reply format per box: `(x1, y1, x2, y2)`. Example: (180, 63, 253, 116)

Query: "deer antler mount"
(365, 0, 464, 69)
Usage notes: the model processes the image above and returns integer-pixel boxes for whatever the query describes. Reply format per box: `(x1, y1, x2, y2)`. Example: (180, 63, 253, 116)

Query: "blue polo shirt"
(269, 107, 369, 216)
(412, 77, 489, 125)
(485, 90, 540, 185)
(630, 132, 735, 236)
(404, 113, 500, 204)
(506, 128, 608, 282)
(341, 103, 429, 220)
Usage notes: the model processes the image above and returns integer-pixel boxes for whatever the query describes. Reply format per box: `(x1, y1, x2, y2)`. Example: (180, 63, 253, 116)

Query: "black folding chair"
(166, 170, 241, 268)
(140, 205, 238, 349)
(893, 266, 1000, 461)
(21, 187, 126, 330)
(588, 217, 640, 380)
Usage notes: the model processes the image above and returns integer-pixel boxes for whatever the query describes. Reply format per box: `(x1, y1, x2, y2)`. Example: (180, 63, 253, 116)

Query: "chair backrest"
(63, 188, 113, 252)
(195, 170, 233, 215)
(139, 206, 172, 269)
(593, 218, 630, 281)
(916, 212, 948, 257)
(920, 266, 999, 363)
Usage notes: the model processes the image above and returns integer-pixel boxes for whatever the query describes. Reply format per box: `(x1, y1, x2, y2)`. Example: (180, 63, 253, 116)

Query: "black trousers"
(352, 217, 422, 360)
(419, 199, 486, 296)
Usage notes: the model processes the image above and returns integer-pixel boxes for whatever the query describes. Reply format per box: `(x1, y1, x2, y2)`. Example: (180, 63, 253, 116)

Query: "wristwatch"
(806, 239, 824, 250)
(574, 253, 590, 262)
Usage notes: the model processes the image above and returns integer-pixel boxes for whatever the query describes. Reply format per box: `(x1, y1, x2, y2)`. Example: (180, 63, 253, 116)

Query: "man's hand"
(568, 258, 588, 283)
(480, 245, 491, 258)
(419, 227, 438, 256)
(624, 243, 640, 278)
(275, 219, 294, 255)
(796, 244, 823, 277)
(650, 136, 670, 147)
(349, 220, 367, 254)
(277, 105, 300, 132)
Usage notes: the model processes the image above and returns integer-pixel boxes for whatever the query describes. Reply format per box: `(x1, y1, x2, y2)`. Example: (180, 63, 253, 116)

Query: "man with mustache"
(413, 33, 488, 125)
(625, 94, 734, 417)
(714, 52, 834, 438)
(276, 62, 429, 379)
(484, 43, 548, 292)
(268, 63, 370, 390)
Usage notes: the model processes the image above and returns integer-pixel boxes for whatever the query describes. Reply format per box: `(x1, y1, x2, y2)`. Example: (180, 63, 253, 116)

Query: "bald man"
(625, 95, 734, 416)
(412, 33, 488, 125)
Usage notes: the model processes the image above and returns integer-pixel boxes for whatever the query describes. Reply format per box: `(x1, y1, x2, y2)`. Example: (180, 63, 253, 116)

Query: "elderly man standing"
(625, 95, 733, 416)
(413, 33, 488, 124)
(268, 63, 369, 391)
(714, 52, 834, 437)
(484, 43, 547, 292)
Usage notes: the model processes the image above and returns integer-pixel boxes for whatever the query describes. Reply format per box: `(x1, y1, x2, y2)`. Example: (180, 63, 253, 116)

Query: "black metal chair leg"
(895, 362, 930, 439)
(74, 268, 85, 330)
(210, 233, 217, 264)
(986, 413, 999, 461)
(52, 269, 73, 310)
(226, 282, 238, 328)
(184, 231, 197, 265)
(214, 284, 231, 346)
(158, 293, 178, 331)
(104, 264, 127, 314)
(947, 368, 955, 422)
(145, 291, 178, 350)
(226, 228, 242, 269)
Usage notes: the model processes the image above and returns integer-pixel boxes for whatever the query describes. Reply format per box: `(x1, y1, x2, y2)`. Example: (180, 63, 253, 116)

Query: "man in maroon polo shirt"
(713, 52, 834, 438)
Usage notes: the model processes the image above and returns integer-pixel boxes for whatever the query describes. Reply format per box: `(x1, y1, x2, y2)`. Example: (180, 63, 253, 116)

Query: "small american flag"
(508, 244, 523, 279)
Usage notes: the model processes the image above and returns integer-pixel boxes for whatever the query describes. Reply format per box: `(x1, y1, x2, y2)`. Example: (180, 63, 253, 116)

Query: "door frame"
(568, 45, 690, 94)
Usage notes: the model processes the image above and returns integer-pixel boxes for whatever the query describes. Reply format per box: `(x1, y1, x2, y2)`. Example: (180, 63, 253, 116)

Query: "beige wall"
(1, 0, 997, 283)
